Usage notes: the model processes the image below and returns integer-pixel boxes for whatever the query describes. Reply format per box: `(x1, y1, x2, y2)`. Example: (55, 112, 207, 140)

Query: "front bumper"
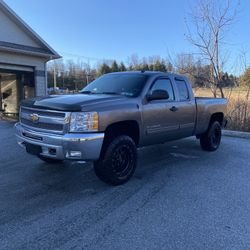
(15, 123, 104, 161)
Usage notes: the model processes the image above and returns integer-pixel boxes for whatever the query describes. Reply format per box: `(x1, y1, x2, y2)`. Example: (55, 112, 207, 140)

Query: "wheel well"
(104, 120, 140, 147)
(209, 112, 224, 126)
(196, 112, 224, 139)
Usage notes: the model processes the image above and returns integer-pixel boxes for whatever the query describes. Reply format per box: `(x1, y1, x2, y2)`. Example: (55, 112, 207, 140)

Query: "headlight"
(70, 112, 99, 132)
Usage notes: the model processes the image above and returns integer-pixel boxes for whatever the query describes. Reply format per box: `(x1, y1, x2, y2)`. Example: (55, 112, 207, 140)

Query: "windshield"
(81, 73, 149, 97)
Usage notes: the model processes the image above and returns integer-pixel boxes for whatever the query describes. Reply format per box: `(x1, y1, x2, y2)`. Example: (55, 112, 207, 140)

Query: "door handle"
(170, 106, 178, 112)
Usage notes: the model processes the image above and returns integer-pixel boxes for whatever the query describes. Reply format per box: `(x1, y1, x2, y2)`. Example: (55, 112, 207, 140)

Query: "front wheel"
(200, 121, 222, 151)
(94, 135, 137, 186)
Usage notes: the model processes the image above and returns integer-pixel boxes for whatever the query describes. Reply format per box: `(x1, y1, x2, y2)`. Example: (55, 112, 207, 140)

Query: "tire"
(200, 121, 222, 151)
(94, 135, 137, 186)
(38, 155, 63, 164)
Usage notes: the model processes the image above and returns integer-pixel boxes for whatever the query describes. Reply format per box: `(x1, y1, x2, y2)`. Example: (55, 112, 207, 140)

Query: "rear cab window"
(175, 78, 189, 101)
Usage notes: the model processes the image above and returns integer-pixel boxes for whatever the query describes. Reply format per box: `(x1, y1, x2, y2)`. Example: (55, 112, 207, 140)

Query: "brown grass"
(193, 88, 250, 132)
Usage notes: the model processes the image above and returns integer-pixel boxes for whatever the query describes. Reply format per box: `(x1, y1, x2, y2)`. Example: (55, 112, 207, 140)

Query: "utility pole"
(74, 80, 77, 92)
(0, 75, 2, 111)
(86, 74, 89, 84)
(53, 60, 57, 89)
(86, 59, 90, 85)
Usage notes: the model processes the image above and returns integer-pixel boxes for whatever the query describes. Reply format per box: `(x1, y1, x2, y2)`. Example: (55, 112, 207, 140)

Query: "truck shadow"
(27, 137, 202, 195)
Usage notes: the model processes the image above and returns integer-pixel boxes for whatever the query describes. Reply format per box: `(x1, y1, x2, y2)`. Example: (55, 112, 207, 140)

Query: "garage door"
(0, 64, 33, 72)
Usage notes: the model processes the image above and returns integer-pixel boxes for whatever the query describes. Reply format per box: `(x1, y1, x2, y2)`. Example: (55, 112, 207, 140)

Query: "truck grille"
(20, 107, 70, 133)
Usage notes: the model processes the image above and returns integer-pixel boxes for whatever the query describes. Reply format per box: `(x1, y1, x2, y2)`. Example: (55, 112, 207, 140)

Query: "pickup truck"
(15, 71, 227, 185)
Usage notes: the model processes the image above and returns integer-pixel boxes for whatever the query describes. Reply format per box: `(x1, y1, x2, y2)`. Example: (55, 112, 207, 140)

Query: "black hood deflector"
(21, 94, 127, 111)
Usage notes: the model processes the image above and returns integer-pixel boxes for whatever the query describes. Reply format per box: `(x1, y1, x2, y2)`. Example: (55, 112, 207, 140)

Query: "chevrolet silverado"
(15, 71, 227, 185)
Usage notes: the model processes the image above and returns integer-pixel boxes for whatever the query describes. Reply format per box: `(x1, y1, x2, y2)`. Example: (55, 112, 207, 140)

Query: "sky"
(4, 0, 250, 74)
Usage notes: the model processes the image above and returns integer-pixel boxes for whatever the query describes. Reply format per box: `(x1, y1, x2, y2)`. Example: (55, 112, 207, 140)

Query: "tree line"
(47, 54, 238, 91)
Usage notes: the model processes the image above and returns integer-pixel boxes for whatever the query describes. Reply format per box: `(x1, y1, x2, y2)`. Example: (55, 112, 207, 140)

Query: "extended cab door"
(142, 77, 180, 145)
(174, 77, 196, 137)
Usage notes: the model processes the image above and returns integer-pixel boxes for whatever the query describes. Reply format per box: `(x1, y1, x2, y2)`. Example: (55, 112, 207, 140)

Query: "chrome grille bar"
(20, 107, 70, 134)
(21, 107, 66, 117)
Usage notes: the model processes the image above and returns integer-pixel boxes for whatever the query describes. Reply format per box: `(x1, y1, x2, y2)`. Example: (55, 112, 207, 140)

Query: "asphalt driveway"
(0, 120, 250, 250)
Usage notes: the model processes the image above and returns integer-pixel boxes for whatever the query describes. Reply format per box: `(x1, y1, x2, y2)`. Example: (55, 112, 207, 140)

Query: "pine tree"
(98, 63, 111, 76)
(152, 59, 166, 72)
(140, 63, 149, 71)
(119, 62, 127, 71)
(111, 60, 119, 72)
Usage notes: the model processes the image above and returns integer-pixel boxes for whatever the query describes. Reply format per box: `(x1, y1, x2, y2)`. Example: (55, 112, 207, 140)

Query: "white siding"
(0, 51, 46, 70)
(0, 8, 40, 48)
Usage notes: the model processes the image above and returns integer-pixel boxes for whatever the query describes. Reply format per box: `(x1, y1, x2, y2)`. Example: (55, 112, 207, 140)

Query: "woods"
(47, 55, 237, 90)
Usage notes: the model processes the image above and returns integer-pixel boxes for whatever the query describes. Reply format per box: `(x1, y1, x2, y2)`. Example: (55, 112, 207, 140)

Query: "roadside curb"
(223, 130, 250, 139)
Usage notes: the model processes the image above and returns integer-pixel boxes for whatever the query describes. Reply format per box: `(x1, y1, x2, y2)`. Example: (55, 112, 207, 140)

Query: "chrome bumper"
(15, 123, 104, 161)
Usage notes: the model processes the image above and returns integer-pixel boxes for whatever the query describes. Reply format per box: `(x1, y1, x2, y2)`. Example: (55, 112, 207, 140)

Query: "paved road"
(1, 120, 250, 250)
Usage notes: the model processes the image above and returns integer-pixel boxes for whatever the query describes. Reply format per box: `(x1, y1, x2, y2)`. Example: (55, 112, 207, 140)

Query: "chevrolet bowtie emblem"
(30, 113, 39, 123)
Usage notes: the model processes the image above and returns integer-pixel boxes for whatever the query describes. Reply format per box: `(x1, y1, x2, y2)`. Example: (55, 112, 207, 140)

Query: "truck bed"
(195, 97, 228, 135)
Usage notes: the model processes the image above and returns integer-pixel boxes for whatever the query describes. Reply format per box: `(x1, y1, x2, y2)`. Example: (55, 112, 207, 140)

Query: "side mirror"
(147, 89, 169, 101)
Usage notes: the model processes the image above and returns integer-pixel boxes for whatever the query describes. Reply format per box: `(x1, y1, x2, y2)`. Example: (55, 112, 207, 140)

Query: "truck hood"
(21, 94, 130, 112)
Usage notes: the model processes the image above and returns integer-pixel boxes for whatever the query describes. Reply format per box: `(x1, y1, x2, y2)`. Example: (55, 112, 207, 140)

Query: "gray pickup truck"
(15, 71, 227, 185)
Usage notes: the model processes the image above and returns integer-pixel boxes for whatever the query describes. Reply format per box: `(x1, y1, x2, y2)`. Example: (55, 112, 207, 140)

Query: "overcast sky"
(4, 0, 250, 74)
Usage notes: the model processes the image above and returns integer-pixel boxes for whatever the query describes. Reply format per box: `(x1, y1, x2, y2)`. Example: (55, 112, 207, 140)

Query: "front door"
(142, 78, 179, 145)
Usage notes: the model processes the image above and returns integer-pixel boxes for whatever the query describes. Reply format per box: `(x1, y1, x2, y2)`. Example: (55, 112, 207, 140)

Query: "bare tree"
(238, 49, 250, 100)
(186, 0, 239, 98)
(82, 61, 92, 84)
(127, 54, 140, 70)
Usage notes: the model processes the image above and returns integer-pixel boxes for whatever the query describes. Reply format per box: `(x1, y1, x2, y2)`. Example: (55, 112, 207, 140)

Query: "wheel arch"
(196, 112, 224, 139)
(209, 112, 224, 126)
(103, 120, 140, 147)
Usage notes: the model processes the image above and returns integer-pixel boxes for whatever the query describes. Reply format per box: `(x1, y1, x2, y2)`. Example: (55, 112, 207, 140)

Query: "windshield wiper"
(81, 91, 120, 95)
(80, 90, 93, 94)
(96, 92, 120, 95)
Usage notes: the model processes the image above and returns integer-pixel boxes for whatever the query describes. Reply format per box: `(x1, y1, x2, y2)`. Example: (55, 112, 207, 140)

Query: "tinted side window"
(151, 79, 174, 101)
(175, 79, 189, 101)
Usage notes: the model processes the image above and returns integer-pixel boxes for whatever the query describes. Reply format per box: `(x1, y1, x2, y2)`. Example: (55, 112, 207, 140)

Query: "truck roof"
(106, 71, 184, 79)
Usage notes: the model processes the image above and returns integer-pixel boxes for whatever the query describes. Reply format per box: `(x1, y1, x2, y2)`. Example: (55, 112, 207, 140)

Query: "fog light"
(49, 148, 56, 155)
(67, 151, 82, 158)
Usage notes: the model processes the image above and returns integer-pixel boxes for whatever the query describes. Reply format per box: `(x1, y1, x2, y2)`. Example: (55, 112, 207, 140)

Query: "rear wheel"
(38, 155, 63, 164)
(200, 121, 222, 151)
(94, 135, 137, 186)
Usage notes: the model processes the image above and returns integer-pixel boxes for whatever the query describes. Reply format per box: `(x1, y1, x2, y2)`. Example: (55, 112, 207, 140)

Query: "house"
(0, 0, 60, 115)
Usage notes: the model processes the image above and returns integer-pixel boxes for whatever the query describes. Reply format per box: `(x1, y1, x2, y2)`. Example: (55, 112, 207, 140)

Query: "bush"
(226, 98, 250, 132)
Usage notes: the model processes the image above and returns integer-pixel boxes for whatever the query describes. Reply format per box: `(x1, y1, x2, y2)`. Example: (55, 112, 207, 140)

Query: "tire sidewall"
(95, 135, 137, 185)
(208, 121, 222, 150)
